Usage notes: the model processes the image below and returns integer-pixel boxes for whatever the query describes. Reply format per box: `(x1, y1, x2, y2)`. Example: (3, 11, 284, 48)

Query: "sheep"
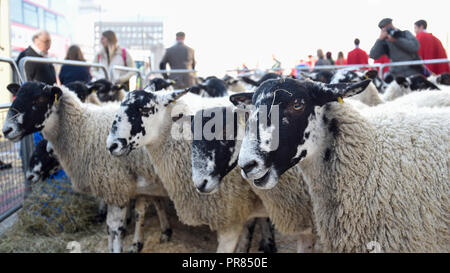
(187, 76, 229, 97)
(189, 105, 317, 252)
(223, 75, 247, 92)
(234, 78, 449, 252)
(382, 74, 440, 101)
(383, 87, 450, 108)
(87, 79, 127, 102)
(147, 78, 177, 91)
(240, 73, 281, 87)
(428, 72, 450, 86)
(26, 139, 60, 183)
(106, 89, 272, 253)
(330, 69, 387, 93)
(300, 70, 335, 84)
(2, 82, 172, 253)
(26, 139, 111, 223)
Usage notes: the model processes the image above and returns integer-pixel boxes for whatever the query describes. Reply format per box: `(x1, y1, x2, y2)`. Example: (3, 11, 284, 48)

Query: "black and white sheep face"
(149, 78, 176, 91)
(187, 77, 228, 98)
(64, 81, 91, 102)
(26, 139, 60, 183)
(395, 74, 440, 91)
(234, 78, 371, 189)
(191, 107, 243, 194)
(88, 79, 124, 102)
(107, 88, 188, 156)
(2, 82, 62, 142)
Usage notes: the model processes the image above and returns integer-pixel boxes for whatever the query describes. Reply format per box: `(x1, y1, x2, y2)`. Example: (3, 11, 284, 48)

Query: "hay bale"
(18, 177, 99, 235)
(0, 177, 106, 253)
(0, 222, 106, 253)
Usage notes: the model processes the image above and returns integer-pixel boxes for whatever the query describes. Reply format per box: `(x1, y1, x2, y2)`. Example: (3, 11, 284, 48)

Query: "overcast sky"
(95, 0, 449, 76)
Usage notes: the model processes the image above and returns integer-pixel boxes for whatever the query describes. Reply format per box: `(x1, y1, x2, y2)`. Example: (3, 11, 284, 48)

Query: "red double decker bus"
(10, 0, 71, 59)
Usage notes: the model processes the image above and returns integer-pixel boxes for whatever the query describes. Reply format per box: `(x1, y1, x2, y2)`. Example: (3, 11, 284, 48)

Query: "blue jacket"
(59, 64, 91, 85)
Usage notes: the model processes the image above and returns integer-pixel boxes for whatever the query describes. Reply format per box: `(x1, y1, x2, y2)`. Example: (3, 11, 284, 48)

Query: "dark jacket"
(160, 42, 196, 89)
(59, 65, 91, 85)
(16, 46, 56, 85)
(369, 30, 425, 77)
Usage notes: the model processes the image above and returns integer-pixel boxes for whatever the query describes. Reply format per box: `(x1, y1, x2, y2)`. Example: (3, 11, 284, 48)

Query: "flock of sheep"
(2, 69, 449, 253)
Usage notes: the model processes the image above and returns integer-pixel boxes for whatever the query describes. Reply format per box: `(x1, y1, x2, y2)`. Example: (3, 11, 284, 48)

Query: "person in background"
(370, 18, 426, 77)
(306, 55, 315, 71)
(59, 45, 91, 85)
(16, 30, 56, 85)
(347, 38, 369, 65)
(94, 30, 135, 90)
(160, 32, 196, 89)
(294, 59, 310, 78)
(374, 54, 391, 77)
(326, 52, 335, 65)
(335, 51, 346, 65)
(272, 55, 283, 74)
(315, 49, 331, 67)
(414, 19, 450, 75)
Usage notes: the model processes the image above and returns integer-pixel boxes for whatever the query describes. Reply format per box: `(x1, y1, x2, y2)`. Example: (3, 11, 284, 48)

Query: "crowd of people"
(15, 29, 198, 91)
(14, 17, 450, 93)
(293, 18, 449, 78)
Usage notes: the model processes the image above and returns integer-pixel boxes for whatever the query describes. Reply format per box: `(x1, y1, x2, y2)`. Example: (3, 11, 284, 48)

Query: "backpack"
(97, 48, 127, 65)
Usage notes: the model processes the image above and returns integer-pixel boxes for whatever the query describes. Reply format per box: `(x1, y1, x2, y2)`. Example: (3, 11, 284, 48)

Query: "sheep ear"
(87, 82, 103, 93)
(144, 84, 156, 92)
(44, 85, 62, 102)
(313, 80, 371, 105)
(384, 74, 394, 84)
(230, 92, 254, 107)
(364, 70, 378, 80)
(7, 83, 21, 95)
(159, 89, 189, 106)
(395, 76, 409, 88)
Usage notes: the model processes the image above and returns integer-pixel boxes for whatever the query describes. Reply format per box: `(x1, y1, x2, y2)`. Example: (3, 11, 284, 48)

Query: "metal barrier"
(110, 65, 144, 89)
(295, 58, 450, 79)
(146, 69, 196, 80)
(0, 57, 24, 84)
(378, 58, 450, 77)
(18, 56, 110, 81)
(231, 58, 450, 80)
(0, 57, 28, 222)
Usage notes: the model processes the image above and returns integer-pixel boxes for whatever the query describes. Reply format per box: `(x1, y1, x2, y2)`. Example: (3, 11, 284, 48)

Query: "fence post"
(110, 65, 144, 89)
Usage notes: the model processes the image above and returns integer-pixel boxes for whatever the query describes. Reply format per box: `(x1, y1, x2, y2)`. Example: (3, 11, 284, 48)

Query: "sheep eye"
(140, 107, 152, 114)
(34, 97, 48, 104)
(293, 103, 305, 111)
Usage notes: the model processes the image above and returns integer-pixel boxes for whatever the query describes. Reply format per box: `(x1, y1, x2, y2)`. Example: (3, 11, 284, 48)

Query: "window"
(44, 12, 57, 33)
(10, 0, 23, 23)
(23, 2, 39, 28)
(57, 16, 68, 35)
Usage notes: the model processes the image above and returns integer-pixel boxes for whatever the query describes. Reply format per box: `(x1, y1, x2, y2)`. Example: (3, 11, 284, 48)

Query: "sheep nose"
(197, 179, 208, 192)
(27, 173, 36, 182)
(242, 160, 258, 175)
(108, 143, 119, 153)
(3, 127, 13, 137)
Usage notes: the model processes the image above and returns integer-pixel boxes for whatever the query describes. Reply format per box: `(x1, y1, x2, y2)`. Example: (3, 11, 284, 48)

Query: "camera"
(386, 27, 401, 38)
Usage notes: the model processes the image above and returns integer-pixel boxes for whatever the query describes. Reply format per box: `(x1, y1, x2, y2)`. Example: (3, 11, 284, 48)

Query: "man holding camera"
(370, 18, 427, 77)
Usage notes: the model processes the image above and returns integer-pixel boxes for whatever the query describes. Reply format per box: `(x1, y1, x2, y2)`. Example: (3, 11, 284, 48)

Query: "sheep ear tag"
(337, 97, 344, 104)
(54, 94, 59, 105)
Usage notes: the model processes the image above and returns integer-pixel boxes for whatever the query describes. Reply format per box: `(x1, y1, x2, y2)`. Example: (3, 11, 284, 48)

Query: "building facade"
(94, 21, 165, 71)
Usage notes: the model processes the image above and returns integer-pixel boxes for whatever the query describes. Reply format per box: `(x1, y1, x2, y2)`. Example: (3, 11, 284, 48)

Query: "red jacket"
(347, 48, 369, 65)
(416, 32, 450, 75)
(374, 54, 390, 75)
